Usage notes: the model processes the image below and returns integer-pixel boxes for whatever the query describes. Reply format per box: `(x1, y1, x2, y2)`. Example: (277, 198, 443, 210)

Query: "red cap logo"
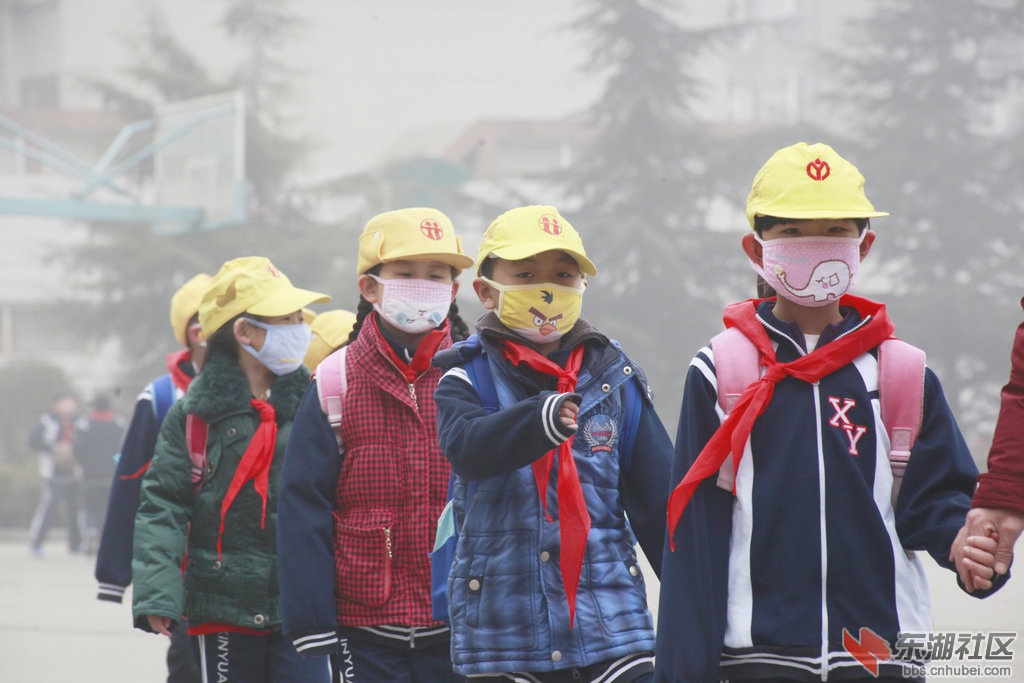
(807, 158, 831, 181)
(420, 219, 445, 240)
(539, 214, 562, 235)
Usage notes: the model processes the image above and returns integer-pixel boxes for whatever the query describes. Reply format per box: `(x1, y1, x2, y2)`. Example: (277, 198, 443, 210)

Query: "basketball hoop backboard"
(153, 90, 246, 233)
(0, 89, 246, 233)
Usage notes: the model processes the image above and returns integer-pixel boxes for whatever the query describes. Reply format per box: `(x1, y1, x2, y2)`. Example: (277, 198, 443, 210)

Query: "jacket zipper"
(381, 356, 420, 410)
(383, 526, 393, 603)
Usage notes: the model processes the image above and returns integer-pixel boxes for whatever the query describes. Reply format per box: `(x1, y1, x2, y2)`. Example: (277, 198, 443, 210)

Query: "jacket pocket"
(334, 509, 394, 607)
(450, 529, 539, 653)
(589, 553, 654, 637)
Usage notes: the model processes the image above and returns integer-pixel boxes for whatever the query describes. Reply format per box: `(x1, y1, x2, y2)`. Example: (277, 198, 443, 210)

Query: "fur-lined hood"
(182, 350, 309, 423)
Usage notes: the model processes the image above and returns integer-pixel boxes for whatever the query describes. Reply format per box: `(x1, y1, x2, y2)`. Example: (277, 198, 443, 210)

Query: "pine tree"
(61, 1, 345, 389)
(561, 0, 732, 412)
(824, 0, 1024, 436)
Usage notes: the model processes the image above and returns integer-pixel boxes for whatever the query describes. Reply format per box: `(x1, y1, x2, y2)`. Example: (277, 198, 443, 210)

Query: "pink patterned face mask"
(369, 275, 453, 333)
(750, 233, 865, 307)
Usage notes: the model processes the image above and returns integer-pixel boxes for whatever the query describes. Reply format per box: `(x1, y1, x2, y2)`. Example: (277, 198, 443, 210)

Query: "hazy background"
(0, 2, 1022, 681)
(0, 0, 1022, 599)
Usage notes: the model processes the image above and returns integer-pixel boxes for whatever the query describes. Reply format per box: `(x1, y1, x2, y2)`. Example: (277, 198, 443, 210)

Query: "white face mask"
(369, 275, 453, 334)
(750, 233, 866, 307)
(240, 319, 311, 375)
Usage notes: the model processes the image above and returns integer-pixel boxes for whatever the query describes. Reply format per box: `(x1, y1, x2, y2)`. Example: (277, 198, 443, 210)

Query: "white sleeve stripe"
(293, 632, 339, 651)
(442, 366, 472, 385)
(541, 394, 564, 446)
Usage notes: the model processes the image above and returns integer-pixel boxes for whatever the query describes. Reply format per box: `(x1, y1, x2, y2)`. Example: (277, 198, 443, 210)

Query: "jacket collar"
(184, 351, 309, 423)
(725, 295, 889, 355)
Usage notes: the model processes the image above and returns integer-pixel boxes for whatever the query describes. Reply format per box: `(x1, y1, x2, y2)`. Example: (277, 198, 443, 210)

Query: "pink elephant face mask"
(750, 233, 866, 307)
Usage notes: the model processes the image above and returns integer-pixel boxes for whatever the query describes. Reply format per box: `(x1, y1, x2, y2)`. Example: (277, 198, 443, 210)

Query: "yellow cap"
(169, 273, 212, 347)
(746, 142, 888, 228)
(357, 207, 474, 275)
(476, 205, 597, 276)
(198, 256, 331, 336)
(303, 308, 357, 369)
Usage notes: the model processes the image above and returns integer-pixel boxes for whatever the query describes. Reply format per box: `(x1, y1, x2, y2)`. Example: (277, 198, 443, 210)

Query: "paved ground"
(1, 528, 1020, 682)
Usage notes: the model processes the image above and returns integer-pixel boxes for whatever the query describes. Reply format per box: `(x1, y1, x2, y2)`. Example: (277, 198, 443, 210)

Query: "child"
(73, 392, 125, 555)
(96, 272, 209, 683)
(277, 208, 473, 681)
(432, 205, 673, 682)
(28, 390, 82, 555)
(656, 142, 1005, 682)
(132, 257, 333, 683)
(303, 308, 357, 370)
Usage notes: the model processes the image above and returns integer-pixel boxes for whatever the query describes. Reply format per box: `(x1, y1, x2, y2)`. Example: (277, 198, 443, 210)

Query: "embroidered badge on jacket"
(581, 414, 618, 454)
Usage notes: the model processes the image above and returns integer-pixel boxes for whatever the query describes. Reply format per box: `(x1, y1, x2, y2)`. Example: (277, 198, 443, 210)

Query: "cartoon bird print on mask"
(490, 282, 585, 344)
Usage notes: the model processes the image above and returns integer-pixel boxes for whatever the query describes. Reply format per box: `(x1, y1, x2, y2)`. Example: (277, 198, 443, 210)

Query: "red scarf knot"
(217, 398, 277, 561)
(500, 340, 589, 627)
(372, 315, 449, 384)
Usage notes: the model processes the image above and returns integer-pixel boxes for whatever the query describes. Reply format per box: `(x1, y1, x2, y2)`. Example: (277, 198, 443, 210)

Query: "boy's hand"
(145, 614, 173, 636)
(559, 397, 580, 432)
(954, 532, 1000, 592)
(951, 507, 1022, 591)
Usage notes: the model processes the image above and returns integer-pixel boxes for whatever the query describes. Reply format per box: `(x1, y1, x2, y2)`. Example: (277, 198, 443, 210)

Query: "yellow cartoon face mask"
(481, 277, 584, 344)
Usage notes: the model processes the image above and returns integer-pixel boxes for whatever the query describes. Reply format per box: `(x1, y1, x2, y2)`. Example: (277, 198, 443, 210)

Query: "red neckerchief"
(501, 340, 588, 627)
(217, 398, 276, 561)
(372, 314, 449, 384)
(667, 294, 897, 550)
(166, 349, 196, 393)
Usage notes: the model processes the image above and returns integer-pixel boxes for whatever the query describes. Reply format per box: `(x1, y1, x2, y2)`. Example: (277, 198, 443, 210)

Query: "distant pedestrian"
(28, 390, 83, 556)
(74, 392, 125, 555)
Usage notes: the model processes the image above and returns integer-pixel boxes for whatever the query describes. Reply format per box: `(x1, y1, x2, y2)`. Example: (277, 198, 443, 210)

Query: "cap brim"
(247, 288, 332, 317)
(378, 248, 475, 272)
(747, 209, 889, 228)
(484, 244, 598, 276)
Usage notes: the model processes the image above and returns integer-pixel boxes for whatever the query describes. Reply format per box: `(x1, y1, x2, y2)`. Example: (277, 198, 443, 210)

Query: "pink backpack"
(710, 327, 926, 505)
(314, 347, 348, 446)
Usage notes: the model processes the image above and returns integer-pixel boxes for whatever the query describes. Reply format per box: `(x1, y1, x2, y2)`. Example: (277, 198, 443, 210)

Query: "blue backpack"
(429, 336, 644, 625)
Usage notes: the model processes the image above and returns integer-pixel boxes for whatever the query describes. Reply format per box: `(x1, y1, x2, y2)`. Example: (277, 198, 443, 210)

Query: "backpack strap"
(709, 327, 761, 491)
(185, 413, 209, 491)
(711, 327, 761, 414)
(463, 341, 498, 413)
(150, 374, 176, 425)
(878, 339, 926, 505)
(709, 329, 927, 505)
(315, 347, 349, 445)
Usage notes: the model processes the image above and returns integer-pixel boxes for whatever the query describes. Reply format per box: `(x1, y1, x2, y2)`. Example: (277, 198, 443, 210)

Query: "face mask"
(240, 319, 311, 375)
(481, 277, 584, 344)
(369, 275, 453, 334)
(751, 233, 865, 307)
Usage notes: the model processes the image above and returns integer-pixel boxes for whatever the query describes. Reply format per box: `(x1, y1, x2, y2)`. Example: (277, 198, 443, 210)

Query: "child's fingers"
(966, 534, 999, 554)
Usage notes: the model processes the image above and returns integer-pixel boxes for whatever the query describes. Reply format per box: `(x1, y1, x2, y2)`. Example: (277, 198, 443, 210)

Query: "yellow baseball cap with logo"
(746, 142, 888, 228)
(357, 207, 474, 275)
(303, 308, 357, 369)
(476, 205, 597, 276)
(169, 273, 212, 347)
(199, 256, 331, 336)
